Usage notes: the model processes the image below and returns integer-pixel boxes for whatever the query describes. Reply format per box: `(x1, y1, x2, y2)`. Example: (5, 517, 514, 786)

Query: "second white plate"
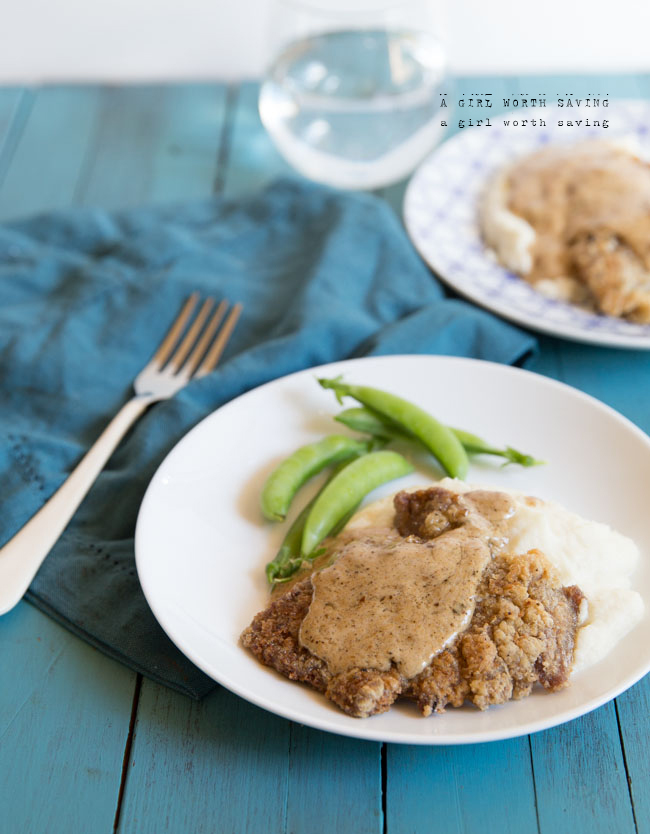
(404, 100, 650, 348)
(135, 355, 650, 744)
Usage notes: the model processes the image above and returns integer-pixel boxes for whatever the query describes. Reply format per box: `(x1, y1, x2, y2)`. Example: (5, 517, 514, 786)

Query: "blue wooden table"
(1, 74, 650, 834)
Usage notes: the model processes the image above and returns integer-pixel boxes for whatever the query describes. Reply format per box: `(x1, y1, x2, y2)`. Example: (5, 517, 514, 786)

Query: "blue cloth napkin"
(0, 179, 536, 698)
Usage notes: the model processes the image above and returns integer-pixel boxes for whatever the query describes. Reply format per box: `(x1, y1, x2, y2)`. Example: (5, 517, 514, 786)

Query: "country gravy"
(299, 490, 515, 680)
(506, 141, 650, 281)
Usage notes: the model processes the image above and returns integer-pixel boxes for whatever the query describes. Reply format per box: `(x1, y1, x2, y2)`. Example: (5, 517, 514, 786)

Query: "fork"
(0, 293, 242, 616)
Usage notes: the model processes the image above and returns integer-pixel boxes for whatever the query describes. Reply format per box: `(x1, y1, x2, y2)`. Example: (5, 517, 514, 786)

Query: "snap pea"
(335, 406, 543, 468)
(318, 377, 469, 479)
(260, 434, 371, 522)
(265, 455, 368, 586)
(265, 499, 314, 584)
(301, 449, 414, 556)
(450, 427, 544, 468)
(334, 406, 410, 441)
(265, 488, 359, 586)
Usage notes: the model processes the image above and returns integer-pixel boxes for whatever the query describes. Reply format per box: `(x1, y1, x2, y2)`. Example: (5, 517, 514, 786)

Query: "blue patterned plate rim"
(403, 100, 650, 349)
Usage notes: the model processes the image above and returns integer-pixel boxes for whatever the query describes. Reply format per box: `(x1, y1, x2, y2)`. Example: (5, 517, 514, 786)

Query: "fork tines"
(154, 293, 242, 379)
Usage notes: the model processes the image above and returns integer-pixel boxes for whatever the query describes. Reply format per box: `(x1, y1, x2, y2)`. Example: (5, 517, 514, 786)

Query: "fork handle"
(0, 395, 154, 615)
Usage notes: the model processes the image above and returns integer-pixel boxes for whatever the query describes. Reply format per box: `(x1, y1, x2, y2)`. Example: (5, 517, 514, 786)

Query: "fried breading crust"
(241, 488, 585, 718)
(241, 578, 402, 718)
(241, 551, 583, 718)
(405, 550, 584, 715)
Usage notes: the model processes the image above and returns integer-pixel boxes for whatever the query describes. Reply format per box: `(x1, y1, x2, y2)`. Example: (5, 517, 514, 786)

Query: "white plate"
(403, 100, 650, 349)
(135, 355, 650, 744)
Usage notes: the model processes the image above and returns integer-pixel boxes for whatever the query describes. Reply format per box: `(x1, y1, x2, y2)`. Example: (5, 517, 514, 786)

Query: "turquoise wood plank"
(544, 343, 650, 433)
(145, 84, 227, 203)
(0, 602, 135, 834)
(530, 703, 636, 834)
(513, 71, 650, 101)
(0, 88, 34, 189)
(77, 84, 226, 209)
(0, 86, 100, 221)
(0, 88, 26, 149)
(0, 84, 148, 834)
(285, 726, 381, 834)
(524, 335, 563, 379)
(221, 81, 293, 198)
(633, 73, 650, 97)
(616, 675, 650, 833)
(385, 737, 537, 834)
(117, 685, 290, 834)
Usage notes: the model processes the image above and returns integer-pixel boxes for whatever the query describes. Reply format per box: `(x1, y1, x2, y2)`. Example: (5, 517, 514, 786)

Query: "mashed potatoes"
(346, 480, 643, 673)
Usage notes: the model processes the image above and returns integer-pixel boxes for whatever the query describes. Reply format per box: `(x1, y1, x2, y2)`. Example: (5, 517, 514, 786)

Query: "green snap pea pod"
(335, 407, 543, 468)
(264, 451, 376, 586)
(318, 377, 469, 479)
(265, 494, 359, 586)
(450, 428, 544, 468)
(301, 449, 414, 557)
(260, 434, 371, 522)
(265, 499, 314, 585)
(334, 406, 411, 441)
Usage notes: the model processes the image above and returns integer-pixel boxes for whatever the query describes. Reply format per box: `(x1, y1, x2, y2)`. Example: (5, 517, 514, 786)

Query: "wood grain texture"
(385, 737, 538, 834)
(616, 675, 650, 833)
(118, 684, 291, 834)
(0, 86, 99, 221)
(118, 683, 383, 834)
(76, 84, 226, 209)
(285, 725, 381, 834)
(0, 88, 29, 155)
(513, 71, 650, 100)
(530, 703, 636, 834)
(540, 341, 650, 431)
(0, 602, 135, 834)
(0, 88, 34, 191)
(221, 81, 293, 198)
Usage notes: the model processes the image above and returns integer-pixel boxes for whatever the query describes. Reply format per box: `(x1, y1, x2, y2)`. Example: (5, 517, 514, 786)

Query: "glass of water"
(259, 0, 448, 190)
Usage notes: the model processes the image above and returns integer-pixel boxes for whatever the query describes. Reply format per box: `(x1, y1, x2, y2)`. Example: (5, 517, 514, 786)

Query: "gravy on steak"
(299, 489, 515, 679)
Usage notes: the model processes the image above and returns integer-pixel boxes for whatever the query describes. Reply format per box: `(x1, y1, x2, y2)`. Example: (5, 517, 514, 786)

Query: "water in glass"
(259, 28, 447, 189)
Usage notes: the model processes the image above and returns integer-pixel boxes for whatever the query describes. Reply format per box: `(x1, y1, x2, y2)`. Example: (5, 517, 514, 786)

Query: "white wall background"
(1, 0, 649, 83)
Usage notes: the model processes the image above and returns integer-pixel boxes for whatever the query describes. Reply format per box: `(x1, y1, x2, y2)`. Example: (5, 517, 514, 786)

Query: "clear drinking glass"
(259, 0, 448, 190)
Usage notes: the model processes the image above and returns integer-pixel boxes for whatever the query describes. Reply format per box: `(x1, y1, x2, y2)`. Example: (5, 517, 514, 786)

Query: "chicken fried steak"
(241, 487, 585, 718)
